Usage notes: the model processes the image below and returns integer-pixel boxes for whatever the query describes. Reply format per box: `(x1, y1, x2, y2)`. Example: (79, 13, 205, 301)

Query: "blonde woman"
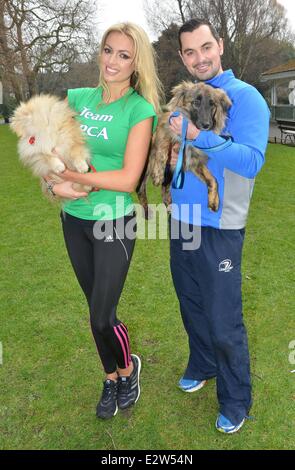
(48, 23, 163, 419)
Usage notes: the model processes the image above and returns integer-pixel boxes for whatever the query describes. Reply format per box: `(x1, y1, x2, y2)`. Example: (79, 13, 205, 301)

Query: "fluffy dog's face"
(169, 81, 232, 133)
(10, 94, 91, 182)
(10, 95, 65, 156)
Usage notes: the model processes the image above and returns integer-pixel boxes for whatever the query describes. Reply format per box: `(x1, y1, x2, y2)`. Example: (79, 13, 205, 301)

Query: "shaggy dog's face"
(189, 85, 219, 130)
(169, 81, 232, 133)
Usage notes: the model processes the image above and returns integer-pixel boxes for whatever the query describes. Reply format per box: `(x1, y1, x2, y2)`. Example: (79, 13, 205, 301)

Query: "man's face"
(179, 25, 224, 81)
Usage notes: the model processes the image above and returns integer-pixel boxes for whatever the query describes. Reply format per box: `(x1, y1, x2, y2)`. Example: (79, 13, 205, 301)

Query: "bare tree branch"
(145, 0, 294, 87)
(0, 0, 98, 100)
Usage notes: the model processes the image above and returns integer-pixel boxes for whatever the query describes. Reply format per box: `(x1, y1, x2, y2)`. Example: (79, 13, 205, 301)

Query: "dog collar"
(29, 136, 35, 145)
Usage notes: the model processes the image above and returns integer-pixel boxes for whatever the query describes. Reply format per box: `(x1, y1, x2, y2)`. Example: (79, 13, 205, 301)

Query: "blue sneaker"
(215, 413, 245, 434)
(178, 377, 206, 392)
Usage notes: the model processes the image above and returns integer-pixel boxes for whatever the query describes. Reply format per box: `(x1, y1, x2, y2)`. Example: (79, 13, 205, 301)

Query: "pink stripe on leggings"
(114, 326, 128, 368)
(118, 324, 131, 363)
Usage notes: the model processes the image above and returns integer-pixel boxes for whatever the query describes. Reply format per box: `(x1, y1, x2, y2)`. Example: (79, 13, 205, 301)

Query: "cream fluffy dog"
(10, 94, 92, 199)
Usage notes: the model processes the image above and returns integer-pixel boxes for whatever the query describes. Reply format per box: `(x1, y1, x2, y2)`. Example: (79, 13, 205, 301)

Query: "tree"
(0, 0, 23, 101)
(153, 24, 191, 100)
(37, 53, 99, 97)
(145, 0, 295, 89)
(0, 0, 98, 101)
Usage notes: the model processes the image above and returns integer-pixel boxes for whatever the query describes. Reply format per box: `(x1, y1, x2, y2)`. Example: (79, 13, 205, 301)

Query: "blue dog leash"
(169, 111, 233, 189)
(169, 111, 188, 189)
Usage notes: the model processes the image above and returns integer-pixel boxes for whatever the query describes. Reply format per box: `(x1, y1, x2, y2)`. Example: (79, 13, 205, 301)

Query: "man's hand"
(169, 113, 200, 140)
(51, 180, 88, 199)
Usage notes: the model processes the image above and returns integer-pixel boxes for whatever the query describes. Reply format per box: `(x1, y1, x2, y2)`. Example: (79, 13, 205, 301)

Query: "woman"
(47, 22, 163, 419)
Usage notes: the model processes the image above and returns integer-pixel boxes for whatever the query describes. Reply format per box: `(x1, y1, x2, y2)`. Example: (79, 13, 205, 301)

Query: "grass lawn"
(0, 125, 294, 450)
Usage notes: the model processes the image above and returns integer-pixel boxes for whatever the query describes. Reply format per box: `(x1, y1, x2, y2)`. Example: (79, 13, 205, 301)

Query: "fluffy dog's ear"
(10, 105, 32, 137)
(214, 88, 232, 112)
(9, 117, 23, 137)
(212, 88, 232, 134)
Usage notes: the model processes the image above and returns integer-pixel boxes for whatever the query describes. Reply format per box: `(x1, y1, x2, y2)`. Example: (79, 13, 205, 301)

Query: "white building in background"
(261, 59, 295, 106)
(261, 59, 295, 122)
(288, 80, 295, 106)
(0, 81, 3, 105)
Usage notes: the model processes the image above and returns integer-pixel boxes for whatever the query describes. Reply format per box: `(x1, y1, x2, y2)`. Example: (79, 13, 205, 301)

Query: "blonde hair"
(98, 22, 164, 113)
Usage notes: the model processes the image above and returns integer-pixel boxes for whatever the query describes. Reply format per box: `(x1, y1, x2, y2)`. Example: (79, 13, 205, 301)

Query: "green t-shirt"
(62, 87, 157, 220)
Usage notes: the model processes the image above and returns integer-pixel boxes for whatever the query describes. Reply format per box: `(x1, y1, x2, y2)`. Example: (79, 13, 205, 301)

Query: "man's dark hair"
(178, 18, 220, 51)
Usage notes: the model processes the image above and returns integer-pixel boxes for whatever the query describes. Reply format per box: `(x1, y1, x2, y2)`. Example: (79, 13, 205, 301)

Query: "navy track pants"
(170, 219, 252, 425)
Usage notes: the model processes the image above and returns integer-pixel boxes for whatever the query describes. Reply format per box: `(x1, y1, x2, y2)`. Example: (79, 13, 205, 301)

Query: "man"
(169, 18, 269, 433)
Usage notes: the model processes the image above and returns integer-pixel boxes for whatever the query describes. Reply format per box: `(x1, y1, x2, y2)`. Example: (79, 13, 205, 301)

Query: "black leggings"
(61, 211, 136, 374)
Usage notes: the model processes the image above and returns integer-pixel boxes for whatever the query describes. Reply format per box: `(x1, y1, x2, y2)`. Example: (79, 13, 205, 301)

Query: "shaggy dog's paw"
(143, 206, 154, 220)
(75, 161, 89, 173)
(208, 194, 219, 212)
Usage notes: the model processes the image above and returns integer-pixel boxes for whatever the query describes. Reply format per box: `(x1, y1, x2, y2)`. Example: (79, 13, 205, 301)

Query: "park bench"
(276, 119, 295, 144)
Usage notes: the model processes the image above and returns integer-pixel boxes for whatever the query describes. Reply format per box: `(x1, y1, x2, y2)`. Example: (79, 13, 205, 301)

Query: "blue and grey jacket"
(171, 69, 270, 229)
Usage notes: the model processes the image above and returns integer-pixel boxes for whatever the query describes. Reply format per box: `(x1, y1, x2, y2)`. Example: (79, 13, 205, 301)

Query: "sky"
(278, 0, 295, 31)
(97, 0, 156, 40)
(97, 0, 295, 40)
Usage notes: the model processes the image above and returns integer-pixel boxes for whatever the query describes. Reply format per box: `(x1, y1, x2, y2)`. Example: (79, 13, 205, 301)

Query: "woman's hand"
(56, 168, 75, 181)
(51, 149, 85, 184)
(51, 180, 88, 199)
(50, 149, 91, 194)
(55, 167, 86, 183)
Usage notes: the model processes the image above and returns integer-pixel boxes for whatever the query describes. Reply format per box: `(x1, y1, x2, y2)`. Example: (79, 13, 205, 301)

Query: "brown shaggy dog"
(10, 94, 92, 200)
(137, 81, 232, 216)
